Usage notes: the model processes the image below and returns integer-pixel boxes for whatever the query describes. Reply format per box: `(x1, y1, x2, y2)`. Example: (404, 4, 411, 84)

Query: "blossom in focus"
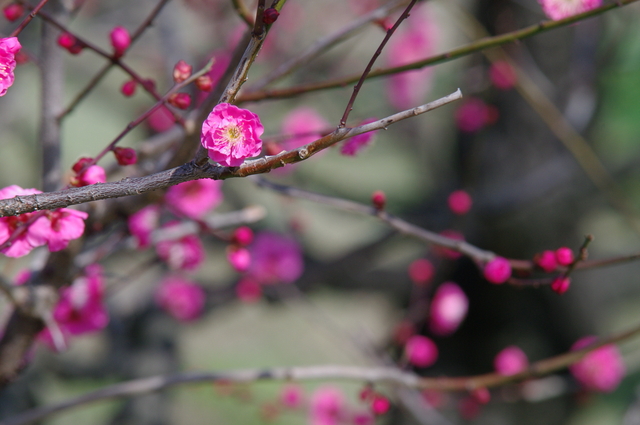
(39, 265, 108, 350)
(340, 118, 377, 156)
(248, 232, 303, 284)
(569, 336, 625, 392)
(405, 335, 438, 367)
(0, 185, 48, 257)
(385, 4, 438, 109)
(128, 205, 161, 249)
(538, 0, 602, 20)
(201, 103, 264, 167)
(155, 276, 205, 322)
(165, 179, 223, 220)
(309, 386, 345, 425)
(494, 346, 529, 376)
(156, 223, 205, 271)
(29, 208, 88, 252)
(429, 282, 468, 336)
(281, 107, 329, 151)
(0, 37, 21, 96)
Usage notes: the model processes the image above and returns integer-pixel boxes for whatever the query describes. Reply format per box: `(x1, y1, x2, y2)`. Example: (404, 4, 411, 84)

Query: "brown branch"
(10, 0, 50, 37)
(5, 321, 640, 425)
(0, 90, 461, 217)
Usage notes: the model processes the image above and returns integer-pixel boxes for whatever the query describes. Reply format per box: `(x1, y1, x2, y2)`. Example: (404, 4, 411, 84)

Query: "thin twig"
(231, 0, 254, 27)
(250, 0, 410, 90)
(237, 0, 640, 103)
(5, 321, 640, 425)
(339, 0, 417, 128)
(0, 90, 461, 217)
(10, 0, 50, 37)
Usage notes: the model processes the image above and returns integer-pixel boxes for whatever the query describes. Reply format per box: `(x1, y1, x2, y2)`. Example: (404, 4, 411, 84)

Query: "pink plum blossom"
(535, 250, 558, 272)
(408, 258, 434, 286)
(0, 37, 21, 96)
(201, 103, 264, 167)
(73, 165, 106, 186)
(405, 335, 438, 367)
(490, 61, 517, 90)
(29, 208, 88, 252)
(569, 336, 625, 392)
(147, 105, 176, 132)
(555, 247, 574, 266)
(483, 257, 512, 284)
(0, 185, 48, 257)
(340, 118, 377, 156)
(280, 384, 304, 408)
(538, 0, 602, 20)
(165, 179, 223, 219)
(248, 232, 304, 284)
(235, 277, 262, 303)
(385, 5, 438, 109)
(309, 386, 345, 425)
(227, 246, 251, 272)
(429, 282, 468, 336)
(128, 205, 161, 249)
(550, 276, 571, 295)
(494, 346, 529, 376)
(155, 276, 206, 322)
(281, 107, 329, 151)
(39, 265, 108, 350)
(455, 98, 498, 133)
(156, 223, 205, 271)
(447, 190, 472, 215)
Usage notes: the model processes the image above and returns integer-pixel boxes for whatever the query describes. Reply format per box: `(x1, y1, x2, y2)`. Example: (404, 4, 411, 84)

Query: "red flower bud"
(195, 75, 213, 92)
(72, 157, 93, 173)
(121, 80, 136, 97)
(57, 32, 84, 54)
(168, 92, 191, 110)
(173, 60, 192, 83)
(371, 190, 386, 210)
(232, 226, 254, 246)
(371, 394, 390, 415)
(3, 3, 24, 22)
(113, 147, 137, 166)
(262, 8, 280, 24)
(550, 276, 570, 295)
(110, 26, 131, 57)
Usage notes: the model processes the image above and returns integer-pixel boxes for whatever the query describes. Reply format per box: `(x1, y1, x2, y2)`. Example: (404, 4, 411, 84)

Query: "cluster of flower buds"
(57, 32, 84, 55)
(359, 387, 391, 416)
(70, 157, 106, 187)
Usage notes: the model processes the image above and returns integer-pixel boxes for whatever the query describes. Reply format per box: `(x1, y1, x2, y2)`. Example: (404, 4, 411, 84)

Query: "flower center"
(224, 125, 242, 144)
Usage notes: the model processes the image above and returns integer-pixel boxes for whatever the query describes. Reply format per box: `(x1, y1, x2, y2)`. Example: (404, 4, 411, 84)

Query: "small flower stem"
(9, 0, 50, 37)
(231, 0, 254, 27)
(338, 0, 417, 128)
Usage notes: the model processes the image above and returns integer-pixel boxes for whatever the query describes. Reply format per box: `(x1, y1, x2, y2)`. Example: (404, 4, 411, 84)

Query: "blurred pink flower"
(483, 257, 512, 284)
(39, 265, 108, 349)
(0, 186, 48, 257)
(248, 232, 303, 284)
(535, 250, 558, 272)
(405, 335, 438, 367)
(538, 0, 601, 20)
(340, 118, 377, 156)
(128, 205, 161, 249)
(235, 277, 262, 303)
(455, 98, 498, 133)
(385, 5, 438, 109)
(109, 26, 130, 57)
(155, 276, 205, 322)
(201, 103, 264, 167)
(310, 386, 345, 425)
(281, 107, 329, 151)
(227, 246, 251, 272)
(156, 223, 205, 271)
(165, 179, 223, 219)
(73, 165, 106, 186)
(29, 208, 88, 252)
(0, 37, 21, 96)
(280, 384, 304, 408)
(494, 346, 529, 376)
(570, 336, 625, 392)
(489, 61, 517, 90)
(429, 282, 468, 336)
(447, 190, 472, 215)
(147, 106, 176, 133)
(408, 258, 434, 286)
